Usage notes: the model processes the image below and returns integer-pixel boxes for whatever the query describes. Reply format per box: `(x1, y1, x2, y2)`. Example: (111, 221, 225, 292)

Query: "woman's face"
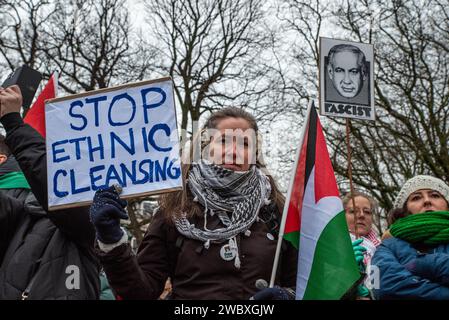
(206, 117, 256, 171)
(406, 189, 449, 214)
(345, 196, 373, 237)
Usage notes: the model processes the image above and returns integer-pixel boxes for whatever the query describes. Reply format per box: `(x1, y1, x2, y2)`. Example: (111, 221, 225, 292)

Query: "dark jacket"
(371, 237, 449, 300)
(0, 113, 100, 300)
(0, 187, 30, 265)
(98, 203, 298, 300)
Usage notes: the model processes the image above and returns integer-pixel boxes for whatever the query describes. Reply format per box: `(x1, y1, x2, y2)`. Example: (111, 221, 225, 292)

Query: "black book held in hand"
(1, 65, 43, 109)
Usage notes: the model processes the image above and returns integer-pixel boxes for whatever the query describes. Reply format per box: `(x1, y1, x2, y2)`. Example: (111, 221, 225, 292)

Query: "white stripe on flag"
(296, 167, 344, 299)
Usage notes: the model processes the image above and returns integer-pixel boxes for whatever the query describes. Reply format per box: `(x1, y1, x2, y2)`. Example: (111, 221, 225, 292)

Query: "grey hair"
(342, 190, 378, 215)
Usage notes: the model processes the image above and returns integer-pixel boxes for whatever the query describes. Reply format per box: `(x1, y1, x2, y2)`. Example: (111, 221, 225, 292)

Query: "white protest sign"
(45, 77, 182, 210)
(319, 37, 375, 121)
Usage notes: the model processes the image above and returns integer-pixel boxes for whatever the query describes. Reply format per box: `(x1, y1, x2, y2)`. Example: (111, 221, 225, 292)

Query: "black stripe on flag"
(304, 102, 318, 193)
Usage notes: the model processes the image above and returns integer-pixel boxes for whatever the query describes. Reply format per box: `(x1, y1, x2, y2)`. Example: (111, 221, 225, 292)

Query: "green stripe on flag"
(284, 231, 300, 250)
(303, 210, 360, 300)
(0, 171, 31, 190)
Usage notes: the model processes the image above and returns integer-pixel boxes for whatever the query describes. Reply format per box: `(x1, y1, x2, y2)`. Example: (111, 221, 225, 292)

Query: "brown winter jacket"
(97, 203, 298, 300)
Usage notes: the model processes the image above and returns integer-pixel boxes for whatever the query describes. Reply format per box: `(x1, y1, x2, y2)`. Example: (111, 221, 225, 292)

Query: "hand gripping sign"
(45, 77, 182, 210)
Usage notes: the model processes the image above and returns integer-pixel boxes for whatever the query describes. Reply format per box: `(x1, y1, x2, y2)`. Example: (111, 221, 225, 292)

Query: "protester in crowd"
(0, 85, 100, 299)
(343, 191, 381, 299)
(0, 134, 31, 264)
(90, 107, 298, 299)
(344, 191, 381, 265)
(371, 175, 449, 299)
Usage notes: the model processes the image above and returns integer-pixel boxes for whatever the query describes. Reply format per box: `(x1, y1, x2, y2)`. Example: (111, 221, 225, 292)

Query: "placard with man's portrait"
(319, 37, 375, 121)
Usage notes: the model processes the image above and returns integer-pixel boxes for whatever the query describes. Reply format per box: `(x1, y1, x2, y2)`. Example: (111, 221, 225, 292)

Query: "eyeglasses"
(346, 208, 372, 215)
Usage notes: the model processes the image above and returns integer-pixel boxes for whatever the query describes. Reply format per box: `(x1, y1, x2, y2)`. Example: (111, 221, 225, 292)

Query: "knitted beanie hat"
(394, 175, 449, 209)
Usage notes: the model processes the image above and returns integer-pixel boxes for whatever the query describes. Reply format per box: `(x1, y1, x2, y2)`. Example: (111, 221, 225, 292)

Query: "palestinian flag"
(24, 72, 58, 137)
(283, 103, 360, 300)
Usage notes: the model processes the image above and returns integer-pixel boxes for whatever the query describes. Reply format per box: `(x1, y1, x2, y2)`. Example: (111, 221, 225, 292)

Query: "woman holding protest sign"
(90, 107, 298, 300)
(371, 175, 449, 299)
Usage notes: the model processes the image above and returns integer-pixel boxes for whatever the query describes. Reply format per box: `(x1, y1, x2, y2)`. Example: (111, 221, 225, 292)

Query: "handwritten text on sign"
(45, 78, 182, 210)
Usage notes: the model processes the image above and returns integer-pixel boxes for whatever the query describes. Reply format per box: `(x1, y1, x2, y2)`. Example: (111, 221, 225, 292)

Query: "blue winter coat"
(371, 237, 449, 299)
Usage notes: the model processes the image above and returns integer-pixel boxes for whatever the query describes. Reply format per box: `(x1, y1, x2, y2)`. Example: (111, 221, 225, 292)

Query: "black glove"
(89, 186, 128, 244)
(251, 286, 295, 300)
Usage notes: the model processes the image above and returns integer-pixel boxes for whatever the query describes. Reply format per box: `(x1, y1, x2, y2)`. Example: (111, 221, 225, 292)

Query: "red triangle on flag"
(314, 114, 340, 203)
(24, 73, 58, 137)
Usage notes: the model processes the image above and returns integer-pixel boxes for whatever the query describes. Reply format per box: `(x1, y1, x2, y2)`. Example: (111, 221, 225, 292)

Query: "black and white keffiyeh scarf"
(174, 160, 271, 267)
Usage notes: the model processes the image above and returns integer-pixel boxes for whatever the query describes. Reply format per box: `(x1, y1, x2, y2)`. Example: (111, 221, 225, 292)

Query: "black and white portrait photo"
(320, 38, 375, 121)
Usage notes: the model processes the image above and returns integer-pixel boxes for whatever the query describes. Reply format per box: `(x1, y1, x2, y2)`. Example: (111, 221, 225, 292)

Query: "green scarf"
(0, 171, 31, 189)
(390, 211, 449, 245)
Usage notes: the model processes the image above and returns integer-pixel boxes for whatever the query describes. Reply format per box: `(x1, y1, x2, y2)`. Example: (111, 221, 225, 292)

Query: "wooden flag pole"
(345, 118, 359, 239)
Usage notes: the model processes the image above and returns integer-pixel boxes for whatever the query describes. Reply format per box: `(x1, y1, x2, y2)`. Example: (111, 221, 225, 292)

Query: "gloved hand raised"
(89, 186, 128, 244)
(352, 238, 367, 267)
(357, 284, 370, 298)
(250, 286, 295, 300)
